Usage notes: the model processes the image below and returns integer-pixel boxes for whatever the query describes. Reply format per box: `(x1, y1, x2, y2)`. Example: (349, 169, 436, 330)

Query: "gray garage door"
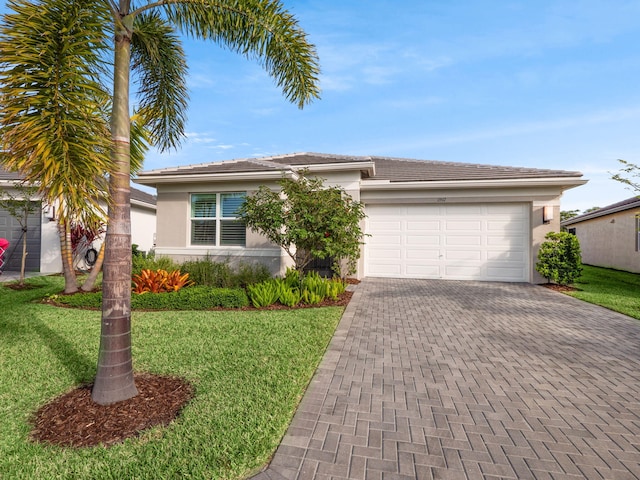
(0, 202, 42, 272)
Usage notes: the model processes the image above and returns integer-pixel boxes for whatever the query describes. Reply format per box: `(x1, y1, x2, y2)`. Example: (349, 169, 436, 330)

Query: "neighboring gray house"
(561, 197, 640, 273)
(136, 153, 585, 284)
(0, 168, 157, 273)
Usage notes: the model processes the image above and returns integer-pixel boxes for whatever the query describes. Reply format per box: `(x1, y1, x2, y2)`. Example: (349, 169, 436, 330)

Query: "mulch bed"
(541, 283, 578, 293)
(31, 374, 194, 448)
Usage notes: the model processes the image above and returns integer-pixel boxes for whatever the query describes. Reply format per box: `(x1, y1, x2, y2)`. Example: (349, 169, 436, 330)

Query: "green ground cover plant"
(567, 265, 640, 320)
(52, 286, 249, 310)
(0, 276, 342, 479)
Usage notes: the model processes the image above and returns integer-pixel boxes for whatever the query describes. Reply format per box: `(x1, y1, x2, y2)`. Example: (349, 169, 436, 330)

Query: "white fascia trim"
(131, 198, 157, 210)
(301, 161, 376, 176)
(156, 247, 285, 257)
(361, 177, 587, 190)
(134, 170, 294, 186)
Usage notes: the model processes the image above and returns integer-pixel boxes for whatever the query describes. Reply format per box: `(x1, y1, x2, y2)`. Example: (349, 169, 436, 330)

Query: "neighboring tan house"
(0, 168, 157, 273)
(561, 197, 640, 273)
(136, 153, 586, 284)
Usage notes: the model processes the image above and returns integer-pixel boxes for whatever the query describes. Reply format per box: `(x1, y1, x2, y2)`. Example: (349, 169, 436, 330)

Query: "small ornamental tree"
(240, 172, 366, 277)
(0, 184, 39, 285)
(536, 231, 583, 285)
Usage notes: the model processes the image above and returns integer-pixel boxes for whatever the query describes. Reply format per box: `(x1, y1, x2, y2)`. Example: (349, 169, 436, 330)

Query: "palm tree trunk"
(80, 241, 105, 292)
(58, 219, 78, 294)
(92, 15, 138, 405)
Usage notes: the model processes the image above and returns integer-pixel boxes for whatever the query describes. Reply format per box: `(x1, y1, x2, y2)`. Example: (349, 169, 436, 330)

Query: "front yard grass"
(0, 276, 343, 479)
(567, 265, 640, 320)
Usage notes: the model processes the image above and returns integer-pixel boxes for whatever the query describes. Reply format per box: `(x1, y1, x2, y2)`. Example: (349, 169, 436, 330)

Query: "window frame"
(190, 192, 246, 247)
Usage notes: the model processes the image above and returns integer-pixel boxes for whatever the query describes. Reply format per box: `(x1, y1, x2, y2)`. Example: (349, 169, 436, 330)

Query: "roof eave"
(134, 169, 294, 187)
(561, 201, 640, 226)
(300, 161, 376, 177)
(361, 177, 587, 191)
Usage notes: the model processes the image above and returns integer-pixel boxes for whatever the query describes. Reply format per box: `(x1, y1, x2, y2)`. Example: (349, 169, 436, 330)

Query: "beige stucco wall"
(568, 210, 640, 273)
(153, 181, 286, 275)
(151, 175, 570, 282)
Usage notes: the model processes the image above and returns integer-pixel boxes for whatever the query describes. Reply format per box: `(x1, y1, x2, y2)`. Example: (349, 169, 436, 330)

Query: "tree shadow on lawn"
(30, 317, 95, 385)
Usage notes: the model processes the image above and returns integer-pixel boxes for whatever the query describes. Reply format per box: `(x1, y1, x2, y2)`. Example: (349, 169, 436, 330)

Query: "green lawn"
(0, 276, 343, 480)
(567, 265, 640, 320)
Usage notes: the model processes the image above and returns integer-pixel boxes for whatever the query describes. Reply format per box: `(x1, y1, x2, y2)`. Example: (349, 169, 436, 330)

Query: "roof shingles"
(137, 152, 582, 182)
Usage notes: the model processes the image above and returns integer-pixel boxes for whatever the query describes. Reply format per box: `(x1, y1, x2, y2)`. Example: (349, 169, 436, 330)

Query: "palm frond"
(162, 0, 320, 109)
(0, 0, 113, 218)
(132, 11, 189, 152)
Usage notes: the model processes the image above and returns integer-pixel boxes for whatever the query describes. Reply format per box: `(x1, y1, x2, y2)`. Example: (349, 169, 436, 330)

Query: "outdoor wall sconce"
(44, 205, 55, 221)
(543, 206, 554, 224)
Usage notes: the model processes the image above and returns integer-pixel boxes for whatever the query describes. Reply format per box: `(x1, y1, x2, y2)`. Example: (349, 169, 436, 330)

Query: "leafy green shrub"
(52, 286, 248, 310)
(181, 257, 234, 288)
(52, 291, 102, 309)
(232, 262, 272, 288)
(278, 287, 301, 307)
(536, 231, 583, 286)
(180, 258, 272, 288)
(246, 280, 280, 308)
(301, 289, 322, 305)
(132, 253, 179, 277)
(283, 267, 301, 289)
(132, 287, 248, 310)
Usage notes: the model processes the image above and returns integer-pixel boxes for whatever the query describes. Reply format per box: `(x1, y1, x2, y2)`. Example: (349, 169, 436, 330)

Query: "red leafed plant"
(132, 269, 194, 294)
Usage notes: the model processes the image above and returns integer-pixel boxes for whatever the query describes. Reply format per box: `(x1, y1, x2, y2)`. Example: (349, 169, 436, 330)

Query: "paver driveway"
(253, 278, 640, 480)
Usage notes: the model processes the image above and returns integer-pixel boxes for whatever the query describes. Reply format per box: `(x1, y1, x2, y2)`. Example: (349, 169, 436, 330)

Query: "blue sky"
(141, 1, 640, 212)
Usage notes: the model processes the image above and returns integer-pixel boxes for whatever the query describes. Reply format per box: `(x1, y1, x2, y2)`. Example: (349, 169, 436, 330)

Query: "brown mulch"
(541, 283, 578, 293)
(31, 373, 194, 448)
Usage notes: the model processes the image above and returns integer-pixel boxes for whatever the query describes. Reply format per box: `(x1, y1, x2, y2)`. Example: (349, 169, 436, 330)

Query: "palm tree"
(0, 0, 319, 405)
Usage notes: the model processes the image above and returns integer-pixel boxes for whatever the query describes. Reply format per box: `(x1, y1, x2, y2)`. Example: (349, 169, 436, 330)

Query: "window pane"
(192, 194, 216, 218)
(221, 193, 245, 217)
(191, 220, 216, 245)
(220, 220, 246, 246)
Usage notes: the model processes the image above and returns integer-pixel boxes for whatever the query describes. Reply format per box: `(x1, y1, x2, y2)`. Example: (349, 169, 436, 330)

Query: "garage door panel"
(406, 235, 439, 246)
(446, 220, 482, 231)
(407, 205, 442, 215)
(445, 249, 482, 261)
(365, 203, 530, 282)
(487, 266, 526, 281)
(487, 220, 526, 232)
(445, 205, 482, 215)
(487, 250, 525, 261)
(487, 235, 525, 247)
(445, 265, 483, 277)
(407, 221, 440, 231)
(369, 247, 402, 259)
(369, 234, 402, 246)
(406, 265, 442, 276)
(406, 248, 440, 260)
(446, 235, 482, 246)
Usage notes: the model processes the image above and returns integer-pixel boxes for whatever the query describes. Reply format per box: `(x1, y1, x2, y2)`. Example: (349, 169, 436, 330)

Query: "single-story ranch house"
(136, 153, 585, 284)
(0, 168, 157, 273)
(561, 197, 640, 273)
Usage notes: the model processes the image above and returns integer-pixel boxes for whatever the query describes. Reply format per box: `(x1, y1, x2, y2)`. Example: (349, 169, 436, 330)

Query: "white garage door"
(365, 203, 530, 282)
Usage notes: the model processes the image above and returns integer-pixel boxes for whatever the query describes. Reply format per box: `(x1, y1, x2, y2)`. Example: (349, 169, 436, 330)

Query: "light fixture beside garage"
(543, 206, 554, 224)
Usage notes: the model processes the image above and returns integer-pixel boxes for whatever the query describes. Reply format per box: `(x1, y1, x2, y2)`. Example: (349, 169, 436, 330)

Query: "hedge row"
(52, 286, 249, 310)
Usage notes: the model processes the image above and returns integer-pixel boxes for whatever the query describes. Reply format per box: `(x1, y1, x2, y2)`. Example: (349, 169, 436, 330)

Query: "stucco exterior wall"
(568, 209, 640, 273)
(153, 182, 287, 275)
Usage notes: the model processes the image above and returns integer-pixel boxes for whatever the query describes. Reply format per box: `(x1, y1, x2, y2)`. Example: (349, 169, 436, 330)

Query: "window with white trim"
(190, 193, 246, 246)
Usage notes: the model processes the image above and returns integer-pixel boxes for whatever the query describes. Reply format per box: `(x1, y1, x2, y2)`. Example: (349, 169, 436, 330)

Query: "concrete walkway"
(253, 278, 640, 480)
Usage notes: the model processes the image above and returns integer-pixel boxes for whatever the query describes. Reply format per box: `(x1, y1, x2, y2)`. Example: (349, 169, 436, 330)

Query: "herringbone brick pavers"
(252, 279, 640, 479)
